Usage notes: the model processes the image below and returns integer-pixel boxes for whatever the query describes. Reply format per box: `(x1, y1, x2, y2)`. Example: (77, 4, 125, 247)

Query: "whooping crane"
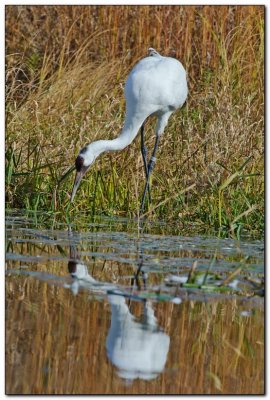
(71, 48, 188, 214)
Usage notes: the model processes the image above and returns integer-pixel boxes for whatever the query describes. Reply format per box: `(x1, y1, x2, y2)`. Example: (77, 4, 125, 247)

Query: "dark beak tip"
(70, 171, 83, 203)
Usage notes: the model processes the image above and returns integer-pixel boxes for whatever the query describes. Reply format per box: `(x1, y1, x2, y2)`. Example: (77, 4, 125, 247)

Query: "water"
(5, 210, 264, 394)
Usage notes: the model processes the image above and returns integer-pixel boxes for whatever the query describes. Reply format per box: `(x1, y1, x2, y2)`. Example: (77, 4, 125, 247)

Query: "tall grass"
(5, 5, 264, 237)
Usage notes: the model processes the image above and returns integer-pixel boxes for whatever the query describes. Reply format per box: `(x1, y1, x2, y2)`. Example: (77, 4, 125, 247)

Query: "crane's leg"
(141, 124, 147, 176)
(140, 124, 152, 203)
(140, 135, 160, 215)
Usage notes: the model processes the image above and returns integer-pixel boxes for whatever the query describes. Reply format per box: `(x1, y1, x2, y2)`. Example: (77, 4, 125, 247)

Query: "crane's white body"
(80, 49, 188, 166)
(71, 49, 188, 203)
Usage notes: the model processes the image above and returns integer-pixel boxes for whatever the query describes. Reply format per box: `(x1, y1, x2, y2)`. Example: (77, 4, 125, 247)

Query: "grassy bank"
(5, 5, 264, 237)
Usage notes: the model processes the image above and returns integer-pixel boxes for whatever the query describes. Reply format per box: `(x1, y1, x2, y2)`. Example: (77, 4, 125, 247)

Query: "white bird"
(71, 48, 188, 213)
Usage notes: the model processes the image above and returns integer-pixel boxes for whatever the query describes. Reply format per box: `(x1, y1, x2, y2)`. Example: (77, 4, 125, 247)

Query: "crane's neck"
(86, 112, 146, 160)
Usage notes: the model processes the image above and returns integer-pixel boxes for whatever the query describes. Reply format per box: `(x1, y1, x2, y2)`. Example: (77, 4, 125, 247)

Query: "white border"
(2, 2, 266, 399)
(3, 0, 268, 4)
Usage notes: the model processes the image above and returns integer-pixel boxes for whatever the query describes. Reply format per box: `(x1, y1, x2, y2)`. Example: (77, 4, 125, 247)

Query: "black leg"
(140, 124, 152, 203)
(141, 124, 148, 178)
(140, 135, 160, 215)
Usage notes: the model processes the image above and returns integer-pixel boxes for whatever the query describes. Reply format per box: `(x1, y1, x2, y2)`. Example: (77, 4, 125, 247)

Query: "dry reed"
(5, 5, 264, 236)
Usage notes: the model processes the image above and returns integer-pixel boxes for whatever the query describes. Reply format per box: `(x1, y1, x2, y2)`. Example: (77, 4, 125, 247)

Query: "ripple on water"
(5, 210, 264, 302)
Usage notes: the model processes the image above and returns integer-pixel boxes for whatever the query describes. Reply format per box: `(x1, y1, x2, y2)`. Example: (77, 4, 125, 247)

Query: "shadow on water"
(5, 210, 264, 394)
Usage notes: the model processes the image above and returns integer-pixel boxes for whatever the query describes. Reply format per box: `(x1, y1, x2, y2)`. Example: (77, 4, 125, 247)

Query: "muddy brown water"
(5, 210, 264, 394)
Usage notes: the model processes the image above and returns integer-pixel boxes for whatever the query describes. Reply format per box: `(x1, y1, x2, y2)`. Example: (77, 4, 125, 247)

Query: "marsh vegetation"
(5, 6, 264, 235)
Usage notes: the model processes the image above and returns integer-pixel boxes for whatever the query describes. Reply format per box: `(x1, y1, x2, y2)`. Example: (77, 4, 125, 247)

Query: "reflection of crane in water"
(66, 228, 170, 381)
(70, 48, 188, 214)
(106, 293, 169, 381)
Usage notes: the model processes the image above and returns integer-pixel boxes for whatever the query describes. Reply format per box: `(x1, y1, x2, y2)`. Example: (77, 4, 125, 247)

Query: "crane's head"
(70, 146, 96, 203)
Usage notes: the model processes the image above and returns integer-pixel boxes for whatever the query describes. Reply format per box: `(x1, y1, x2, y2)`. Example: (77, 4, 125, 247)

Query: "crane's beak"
(70, 171, 83, 203)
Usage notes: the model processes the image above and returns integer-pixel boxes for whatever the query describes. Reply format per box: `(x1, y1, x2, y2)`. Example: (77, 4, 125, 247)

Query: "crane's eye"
(75, 155, 84, 172)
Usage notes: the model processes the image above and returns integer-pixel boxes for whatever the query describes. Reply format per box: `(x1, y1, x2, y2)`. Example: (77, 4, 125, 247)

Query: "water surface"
(6, 210, 264, 394)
